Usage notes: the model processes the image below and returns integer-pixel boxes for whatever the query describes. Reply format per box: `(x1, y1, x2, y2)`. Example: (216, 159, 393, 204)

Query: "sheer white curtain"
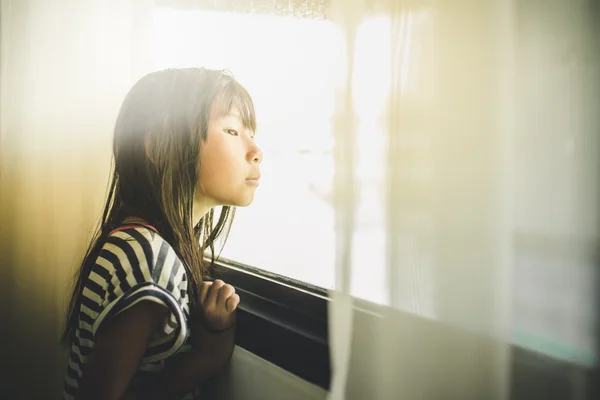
(326, 1, 598, 399)
(0, 0, 155, 397)
(1, 0, 598, 398)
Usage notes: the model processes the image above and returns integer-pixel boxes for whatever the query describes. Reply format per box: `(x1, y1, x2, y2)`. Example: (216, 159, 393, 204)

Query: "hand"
(196, 279, 239, 332)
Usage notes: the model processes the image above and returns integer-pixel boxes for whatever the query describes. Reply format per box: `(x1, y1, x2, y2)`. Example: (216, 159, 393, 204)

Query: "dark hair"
(61, 67, 256, 346)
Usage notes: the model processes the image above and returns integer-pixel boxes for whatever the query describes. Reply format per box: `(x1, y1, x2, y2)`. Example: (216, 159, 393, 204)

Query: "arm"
(130, 323, 236, 400)
(75, 301, 168, 400)
(76, 280, 239, 400)
(128, 280, 239, 400)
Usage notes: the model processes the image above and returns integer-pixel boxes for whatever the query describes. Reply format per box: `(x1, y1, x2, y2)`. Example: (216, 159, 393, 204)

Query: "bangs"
(211, 79, 257, 132)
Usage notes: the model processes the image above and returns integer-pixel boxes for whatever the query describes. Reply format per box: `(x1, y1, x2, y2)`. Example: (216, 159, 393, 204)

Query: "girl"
(61, 67, 263, 399)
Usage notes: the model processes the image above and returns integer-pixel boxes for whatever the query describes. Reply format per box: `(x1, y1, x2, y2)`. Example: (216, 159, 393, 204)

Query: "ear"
(145, 136, 155, 163)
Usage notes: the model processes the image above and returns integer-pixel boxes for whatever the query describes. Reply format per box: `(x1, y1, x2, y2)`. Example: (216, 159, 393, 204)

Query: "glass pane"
(149, 7, 435, 300)
(150, 7, 345, 289)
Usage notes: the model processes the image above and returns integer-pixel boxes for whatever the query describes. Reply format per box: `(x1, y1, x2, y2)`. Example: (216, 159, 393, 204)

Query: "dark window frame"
(211, 257, 331, 389)
(211, 258, 598, 399)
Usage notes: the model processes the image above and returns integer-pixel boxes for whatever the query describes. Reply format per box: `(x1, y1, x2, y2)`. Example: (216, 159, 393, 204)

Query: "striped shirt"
(63, 225, 200, 399)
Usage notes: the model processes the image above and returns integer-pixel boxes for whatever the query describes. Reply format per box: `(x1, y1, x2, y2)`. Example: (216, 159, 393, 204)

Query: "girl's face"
(195, 106, 262, 217)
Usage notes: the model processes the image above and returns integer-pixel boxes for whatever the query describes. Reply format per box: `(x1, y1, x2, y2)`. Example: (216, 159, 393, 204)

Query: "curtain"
(1, 0, 598, 399)
(0, 0, 155, 397)
(327, 0, 599, 399)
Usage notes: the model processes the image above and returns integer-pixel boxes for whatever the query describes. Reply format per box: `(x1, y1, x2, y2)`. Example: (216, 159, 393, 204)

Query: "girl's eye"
(225, 129, 238, 136)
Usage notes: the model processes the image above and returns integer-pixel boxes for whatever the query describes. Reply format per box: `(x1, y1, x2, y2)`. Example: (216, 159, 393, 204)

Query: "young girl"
(61, 67, 263, 400)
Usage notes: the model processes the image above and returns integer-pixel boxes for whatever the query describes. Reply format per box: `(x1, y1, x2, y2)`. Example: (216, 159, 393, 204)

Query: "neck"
(193, 201, 213, 226)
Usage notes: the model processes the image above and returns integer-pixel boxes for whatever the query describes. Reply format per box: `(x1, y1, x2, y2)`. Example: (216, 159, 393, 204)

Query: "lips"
(246, 174, 260, 186)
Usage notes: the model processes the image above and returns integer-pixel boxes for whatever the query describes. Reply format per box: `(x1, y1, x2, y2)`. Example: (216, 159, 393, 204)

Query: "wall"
(208, 347, 328, 400)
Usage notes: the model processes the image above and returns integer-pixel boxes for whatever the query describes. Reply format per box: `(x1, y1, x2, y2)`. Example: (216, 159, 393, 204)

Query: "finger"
(217, 284, 235, 308)
(206, 279, 225, 307)
(226, 293, 240, 313)
(199, 281, 213, 304)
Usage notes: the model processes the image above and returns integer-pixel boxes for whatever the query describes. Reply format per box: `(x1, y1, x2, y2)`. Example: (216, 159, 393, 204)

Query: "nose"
(248, 143, 263, 165)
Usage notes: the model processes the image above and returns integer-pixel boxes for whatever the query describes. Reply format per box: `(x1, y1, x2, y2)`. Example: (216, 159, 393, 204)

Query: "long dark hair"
(61, 68, 256, 346)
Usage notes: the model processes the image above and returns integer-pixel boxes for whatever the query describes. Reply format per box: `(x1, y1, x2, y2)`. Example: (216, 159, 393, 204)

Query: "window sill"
(211, 258, 597, 398)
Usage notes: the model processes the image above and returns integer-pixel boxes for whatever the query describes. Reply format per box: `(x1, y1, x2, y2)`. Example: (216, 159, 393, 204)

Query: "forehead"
(210, 107, 243, 125)
(209, 84, 256, 131)
(217, 108, 241, 119)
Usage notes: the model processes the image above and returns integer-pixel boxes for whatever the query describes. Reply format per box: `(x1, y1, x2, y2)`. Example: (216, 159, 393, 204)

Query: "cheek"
(198, 145, 220, 193)
(198, 137, 239, 197)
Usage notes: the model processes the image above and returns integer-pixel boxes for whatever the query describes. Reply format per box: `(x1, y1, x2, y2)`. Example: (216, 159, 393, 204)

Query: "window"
(150, 6, 597, 388)
(149, 7, 436, 305)
(151, 7, 343, 290)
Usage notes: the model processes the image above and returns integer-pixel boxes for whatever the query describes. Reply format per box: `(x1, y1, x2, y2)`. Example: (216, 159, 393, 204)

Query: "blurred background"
(0, 0, 598, 398)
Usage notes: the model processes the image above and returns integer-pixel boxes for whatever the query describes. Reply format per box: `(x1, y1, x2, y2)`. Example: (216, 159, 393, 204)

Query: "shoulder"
(86, 227, 191, 356)
(95, 226, 186, 290)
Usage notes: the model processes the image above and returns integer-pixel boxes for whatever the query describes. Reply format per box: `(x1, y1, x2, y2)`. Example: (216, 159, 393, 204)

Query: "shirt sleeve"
(91, 227, 189, 362)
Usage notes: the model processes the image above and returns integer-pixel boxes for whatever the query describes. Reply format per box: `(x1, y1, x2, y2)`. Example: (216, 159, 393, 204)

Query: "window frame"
(211, 258, 331, 389)
(155, 0, 331, 18)
(211, 258, 597, 398)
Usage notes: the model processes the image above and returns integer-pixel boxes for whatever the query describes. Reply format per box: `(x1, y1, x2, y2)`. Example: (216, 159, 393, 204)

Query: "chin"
(218, 188, 257, 208)
(224, 194, 255, 208)
(236, 197, 255, 207)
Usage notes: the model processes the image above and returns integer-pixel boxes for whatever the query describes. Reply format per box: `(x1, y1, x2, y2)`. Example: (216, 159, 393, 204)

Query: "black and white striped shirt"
(63, 225, 200, 399)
